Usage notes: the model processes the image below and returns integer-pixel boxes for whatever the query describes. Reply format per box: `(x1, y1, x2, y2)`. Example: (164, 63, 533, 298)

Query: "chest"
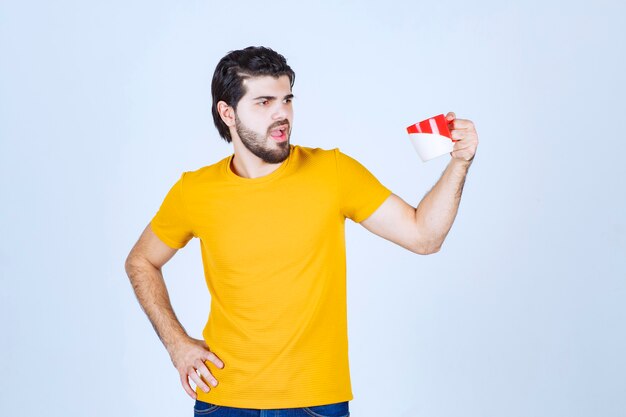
(190, 176, 342, 264)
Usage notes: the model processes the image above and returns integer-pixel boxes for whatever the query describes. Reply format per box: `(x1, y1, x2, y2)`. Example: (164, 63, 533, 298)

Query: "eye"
(258, 100, 268, 106)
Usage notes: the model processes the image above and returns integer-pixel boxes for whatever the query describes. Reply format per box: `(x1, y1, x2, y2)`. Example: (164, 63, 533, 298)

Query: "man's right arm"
(124, 223, 224, 399)
(125, 223, 184, 349)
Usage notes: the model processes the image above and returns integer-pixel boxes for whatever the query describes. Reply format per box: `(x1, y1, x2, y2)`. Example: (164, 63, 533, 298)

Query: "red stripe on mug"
(406, 114, 455, 141)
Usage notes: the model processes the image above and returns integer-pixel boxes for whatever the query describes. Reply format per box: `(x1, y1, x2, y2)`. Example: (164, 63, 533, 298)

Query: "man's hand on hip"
(168, 336, 225, 399)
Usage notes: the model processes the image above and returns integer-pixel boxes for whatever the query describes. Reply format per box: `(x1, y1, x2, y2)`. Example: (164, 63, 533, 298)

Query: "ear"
(217, 101, 236, 127)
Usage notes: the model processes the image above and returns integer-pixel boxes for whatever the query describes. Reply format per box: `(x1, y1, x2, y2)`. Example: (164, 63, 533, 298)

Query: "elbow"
(125, 252, 145, 278)
(124, 254, 136, 277)
(411, 224, 443, 255)
(425, 244, 442, 255)
(411, 239, 442, 255)
(414, 246, 440, 255)
(125, 251, 161, 279)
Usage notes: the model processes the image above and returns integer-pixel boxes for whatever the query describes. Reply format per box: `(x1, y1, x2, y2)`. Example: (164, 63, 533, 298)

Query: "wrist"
(165, 331, 191, 355)
(450, 156, 473, 169)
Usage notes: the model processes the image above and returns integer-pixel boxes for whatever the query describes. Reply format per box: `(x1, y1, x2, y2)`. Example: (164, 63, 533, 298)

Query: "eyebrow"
(252, 94, 295, 101)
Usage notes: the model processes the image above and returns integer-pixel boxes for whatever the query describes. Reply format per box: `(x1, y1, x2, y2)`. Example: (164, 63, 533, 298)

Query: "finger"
(204, 350, 225, 369)
(449, 124, 473, 132)
(453, 137, 477, 148)
(196, 360, 219, 387)
(180, 372, 198, 399)
(451, 130, 466, 140)
(453, 145, 474, 154)
(451, 144, 477, 157)
(452, 133, 478, 145)
(446, 112, 456, 121)
(189, 368, 211, 393)
(455, 135, 478, 147)
(450, 119, 475, 130)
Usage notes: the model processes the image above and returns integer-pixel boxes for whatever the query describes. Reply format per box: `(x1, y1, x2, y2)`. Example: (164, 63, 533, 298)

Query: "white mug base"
(408, 133, 454, 162)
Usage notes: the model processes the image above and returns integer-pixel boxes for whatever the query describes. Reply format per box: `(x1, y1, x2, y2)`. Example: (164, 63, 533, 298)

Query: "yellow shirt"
(150, 145, 392, 408)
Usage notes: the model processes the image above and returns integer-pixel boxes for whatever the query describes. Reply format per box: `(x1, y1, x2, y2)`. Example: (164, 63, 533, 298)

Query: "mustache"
(267, 120, 290, 133)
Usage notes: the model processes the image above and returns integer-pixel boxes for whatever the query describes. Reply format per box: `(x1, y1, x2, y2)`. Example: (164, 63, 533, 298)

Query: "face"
(232, 75, 294, 164)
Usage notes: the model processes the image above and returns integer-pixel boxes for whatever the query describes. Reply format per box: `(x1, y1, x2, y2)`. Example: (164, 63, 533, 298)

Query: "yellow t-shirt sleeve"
(150, 172, 195, 249)
(335, 148, 393, 223)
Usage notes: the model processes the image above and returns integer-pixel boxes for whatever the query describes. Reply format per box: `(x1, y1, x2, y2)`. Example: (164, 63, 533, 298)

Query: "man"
(125, 46, 478, 416)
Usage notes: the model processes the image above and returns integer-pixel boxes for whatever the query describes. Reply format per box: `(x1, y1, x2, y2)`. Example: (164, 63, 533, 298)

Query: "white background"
(1, 1, 625, 416)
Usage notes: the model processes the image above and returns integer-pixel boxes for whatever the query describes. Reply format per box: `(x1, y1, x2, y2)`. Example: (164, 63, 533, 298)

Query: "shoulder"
(292, 144, 337, 157)
(291, 145, 371, 174)
(296, 145, 359, 164)
(174, 154, 231, 189)
(167, 155, 232, 194)
(291, 144, 341, 164)
(287, 145, 341, 175)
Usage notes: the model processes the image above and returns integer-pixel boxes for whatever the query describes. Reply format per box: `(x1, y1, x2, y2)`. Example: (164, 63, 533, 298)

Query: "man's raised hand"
(446, 111, 479, 162)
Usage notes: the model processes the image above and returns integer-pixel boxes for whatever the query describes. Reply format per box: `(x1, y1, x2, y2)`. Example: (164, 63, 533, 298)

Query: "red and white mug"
(406, 114, 457, 162)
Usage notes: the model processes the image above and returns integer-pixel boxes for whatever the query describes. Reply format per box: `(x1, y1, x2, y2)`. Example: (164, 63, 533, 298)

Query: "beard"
(235, 115, 291, 164)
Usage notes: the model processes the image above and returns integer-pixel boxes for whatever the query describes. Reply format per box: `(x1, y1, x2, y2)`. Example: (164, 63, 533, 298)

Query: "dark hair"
(211, 46, 295, 143)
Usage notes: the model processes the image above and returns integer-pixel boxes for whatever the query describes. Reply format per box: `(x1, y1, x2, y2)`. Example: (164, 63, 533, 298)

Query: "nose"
(272, 102, 290, 121)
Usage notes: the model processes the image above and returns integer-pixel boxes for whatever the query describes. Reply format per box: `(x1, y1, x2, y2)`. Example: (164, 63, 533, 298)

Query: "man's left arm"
(360, 111, 479, 254)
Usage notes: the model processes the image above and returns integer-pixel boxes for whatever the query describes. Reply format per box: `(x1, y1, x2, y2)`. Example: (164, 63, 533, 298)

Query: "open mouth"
(269, 124, 289, 142)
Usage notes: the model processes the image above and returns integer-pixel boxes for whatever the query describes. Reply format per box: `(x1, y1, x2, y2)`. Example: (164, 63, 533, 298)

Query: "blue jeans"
(193, 400, 350, 417)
